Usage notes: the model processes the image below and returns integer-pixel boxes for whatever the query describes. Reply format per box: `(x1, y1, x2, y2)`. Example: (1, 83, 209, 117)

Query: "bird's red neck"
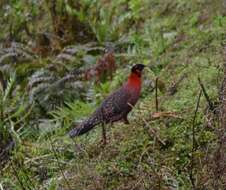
(126, 72, 142, 89)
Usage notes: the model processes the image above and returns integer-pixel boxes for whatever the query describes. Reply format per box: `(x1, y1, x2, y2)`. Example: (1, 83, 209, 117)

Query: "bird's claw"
(99, 138, 108, 147)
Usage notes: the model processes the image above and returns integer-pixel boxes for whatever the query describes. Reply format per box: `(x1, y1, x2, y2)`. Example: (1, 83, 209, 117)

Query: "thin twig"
(198, 77, 214, 111)
(128, 102, 165, 145)
(155, 77, 159, 112)
(142, 117, 165, 146)
(47, 135, 72, 190)
(190, 89, 202, 190)
(130, 176, 144, 190)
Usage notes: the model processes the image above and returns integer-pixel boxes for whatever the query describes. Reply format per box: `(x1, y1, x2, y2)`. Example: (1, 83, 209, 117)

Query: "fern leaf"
(3, 73, 16, 103)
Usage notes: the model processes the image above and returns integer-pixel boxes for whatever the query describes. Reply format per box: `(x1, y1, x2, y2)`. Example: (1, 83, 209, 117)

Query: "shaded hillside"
(0, 0, 226, 189)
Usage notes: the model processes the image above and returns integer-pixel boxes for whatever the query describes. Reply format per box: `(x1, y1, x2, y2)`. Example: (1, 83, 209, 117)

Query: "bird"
(69, 64, 145, 144)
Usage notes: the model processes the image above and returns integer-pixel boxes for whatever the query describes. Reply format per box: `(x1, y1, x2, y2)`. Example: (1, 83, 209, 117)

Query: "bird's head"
(131, 64, 146, 77)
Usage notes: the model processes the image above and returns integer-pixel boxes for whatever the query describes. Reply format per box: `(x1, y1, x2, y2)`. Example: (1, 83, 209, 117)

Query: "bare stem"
(155, 77, 159, 112)
(198, 77, 214, 111)
(190, 89, 202, 190)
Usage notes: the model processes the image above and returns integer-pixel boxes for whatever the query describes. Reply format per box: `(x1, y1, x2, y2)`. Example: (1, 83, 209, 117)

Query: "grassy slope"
(1, 0, 226, 189)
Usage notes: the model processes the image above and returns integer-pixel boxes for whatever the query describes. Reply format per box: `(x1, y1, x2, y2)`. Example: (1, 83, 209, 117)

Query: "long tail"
(69, 115, 101, 138)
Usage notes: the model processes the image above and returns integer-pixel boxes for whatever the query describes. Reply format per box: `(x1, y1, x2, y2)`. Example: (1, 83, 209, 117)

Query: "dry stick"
(142, 117, 165, 146)
(128, 102, 165, 145)
(198, 77, 214, 111)
(155, 77, 159, 112)
(190, 89, 202, 190)
(47, 135, 72, 190)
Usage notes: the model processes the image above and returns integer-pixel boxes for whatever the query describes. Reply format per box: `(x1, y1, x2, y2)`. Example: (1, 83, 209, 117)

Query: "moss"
(0, 0, 225, 189)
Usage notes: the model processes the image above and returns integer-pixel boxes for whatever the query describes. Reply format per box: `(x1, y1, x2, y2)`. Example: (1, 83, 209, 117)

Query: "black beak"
(141, 65, 146, 70)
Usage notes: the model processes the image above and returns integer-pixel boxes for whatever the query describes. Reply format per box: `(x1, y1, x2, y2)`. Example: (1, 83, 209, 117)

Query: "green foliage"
(0, 73, 31, 132)
(0, 0, 225, 189)
(0, 72, 32, 171)
(51, 100, 94, 127)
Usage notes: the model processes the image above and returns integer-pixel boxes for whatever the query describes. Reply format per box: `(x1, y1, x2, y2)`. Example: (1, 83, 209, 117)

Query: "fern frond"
(0, 42, 35, 66)
(3, 73, 16, 103)
(56, 53, 75, 62)
(30, 69, 52, 78)
(51, 100, 94, 126)
(29, 83, 52, 103)
(28, 76, 56, 89)
(67, 81, 84, 89)
(51, 74, 75, 89)
(0, 53, 17, 65)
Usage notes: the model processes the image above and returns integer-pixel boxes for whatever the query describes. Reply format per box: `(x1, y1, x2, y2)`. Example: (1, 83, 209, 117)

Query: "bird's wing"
(97, 87, 131, 122)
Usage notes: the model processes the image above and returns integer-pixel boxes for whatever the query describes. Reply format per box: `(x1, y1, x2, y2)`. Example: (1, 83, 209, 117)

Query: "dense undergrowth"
(0, 0, 226, 189)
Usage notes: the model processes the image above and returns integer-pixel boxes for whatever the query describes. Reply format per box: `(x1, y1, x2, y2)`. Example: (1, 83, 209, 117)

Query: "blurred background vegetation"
(0, 0, 226, 189)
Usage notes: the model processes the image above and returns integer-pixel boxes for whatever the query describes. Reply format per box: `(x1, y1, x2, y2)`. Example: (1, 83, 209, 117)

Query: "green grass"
(0, 0, 226, 189)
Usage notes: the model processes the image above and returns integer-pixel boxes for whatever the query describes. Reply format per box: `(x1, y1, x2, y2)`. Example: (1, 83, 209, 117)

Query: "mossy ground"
(0, 0, 226, 189)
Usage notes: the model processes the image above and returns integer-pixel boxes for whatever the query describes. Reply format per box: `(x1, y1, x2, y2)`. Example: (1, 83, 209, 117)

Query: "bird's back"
(69, 64, 143, 138)
(95, 86, 131, 123)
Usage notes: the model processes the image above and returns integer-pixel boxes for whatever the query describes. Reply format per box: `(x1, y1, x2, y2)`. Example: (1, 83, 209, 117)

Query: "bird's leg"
(123, 115, 130, 124)
(101, 122, 107, 145)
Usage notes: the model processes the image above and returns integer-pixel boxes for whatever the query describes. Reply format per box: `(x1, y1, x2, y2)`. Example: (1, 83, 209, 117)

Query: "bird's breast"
(126, 85, 141, 106)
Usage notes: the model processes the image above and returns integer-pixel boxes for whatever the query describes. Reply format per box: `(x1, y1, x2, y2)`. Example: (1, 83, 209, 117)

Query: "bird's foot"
(101, 124, 107, 147)
(99, 137, 108, 147)
(123, 117, 130, 124)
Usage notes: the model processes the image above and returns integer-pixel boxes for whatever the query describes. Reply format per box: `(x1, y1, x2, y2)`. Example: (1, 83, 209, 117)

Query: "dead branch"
(130, 102, 165, 145)
(151, 111, 182, 120)
(189, 89, 202, 190)
(198, 77, 214, 111)
(155, 77, 159, 111)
